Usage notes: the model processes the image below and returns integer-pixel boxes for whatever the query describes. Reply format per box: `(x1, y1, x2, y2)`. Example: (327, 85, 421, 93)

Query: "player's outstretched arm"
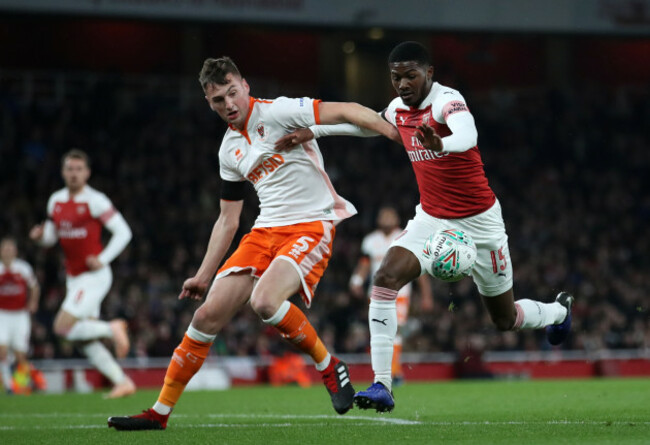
(319, 102, 401, 143)
(179, 199, 243, 300)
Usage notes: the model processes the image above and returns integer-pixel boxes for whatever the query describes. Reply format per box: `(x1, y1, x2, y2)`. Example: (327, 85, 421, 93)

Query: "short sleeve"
(268, 97, 320, 130)
(431, 87, 470, 124)
(219, 146, 246, 182)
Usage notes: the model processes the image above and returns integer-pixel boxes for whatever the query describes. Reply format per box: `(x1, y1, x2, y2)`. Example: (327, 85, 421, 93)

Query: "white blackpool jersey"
(361, 228, 412, 297)
(219, 96, 357, 228)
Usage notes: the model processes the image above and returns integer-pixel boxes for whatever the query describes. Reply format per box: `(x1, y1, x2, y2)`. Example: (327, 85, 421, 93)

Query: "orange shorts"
(216, 220, 336, 307)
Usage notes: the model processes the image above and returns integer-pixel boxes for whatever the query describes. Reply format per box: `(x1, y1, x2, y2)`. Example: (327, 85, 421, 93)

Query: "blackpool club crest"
(256, 123, 266, 141)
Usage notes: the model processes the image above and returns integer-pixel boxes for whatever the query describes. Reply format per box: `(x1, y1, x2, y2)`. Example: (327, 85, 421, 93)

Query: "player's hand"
(85, 255, 103, 270)
(29, 224, 44, 241)
(274, 128, 314, 151)
(415, 123, 443, 152)
(179, 276, 209, 301)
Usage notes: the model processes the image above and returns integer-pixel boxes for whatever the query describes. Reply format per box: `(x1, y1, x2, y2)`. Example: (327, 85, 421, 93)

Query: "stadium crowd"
(1, 74, 648, 361)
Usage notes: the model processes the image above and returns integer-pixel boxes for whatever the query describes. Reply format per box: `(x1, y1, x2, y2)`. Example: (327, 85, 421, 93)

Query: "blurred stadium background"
(0, 0, 649, 392)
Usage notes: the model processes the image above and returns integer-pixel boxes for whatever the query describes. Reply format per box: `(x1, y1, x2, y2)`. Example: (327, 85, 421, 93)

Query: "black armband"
(220, 180, 246, 201)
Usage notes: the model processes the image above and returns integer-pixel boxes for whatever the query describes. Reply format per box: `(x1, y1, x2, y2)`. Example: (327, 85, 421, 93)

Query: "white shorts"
(392, 200, 513, 297)
(61, 266, 112, 319)
(0, 309, 31, 353)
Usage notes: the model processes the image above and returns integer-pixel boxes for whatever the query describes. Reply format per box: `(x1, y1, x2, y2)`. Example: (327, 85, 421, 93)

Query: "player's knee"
(249, 290, 279, 320)
(373, 267, 403, 291)
(53, 320, 72, 337)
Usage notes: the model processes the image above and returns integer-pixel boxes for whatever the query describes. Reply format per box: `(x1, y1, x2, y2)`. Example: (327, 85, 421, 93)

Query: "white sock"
(369, 286, 398, 392)
(315, 353, 331, 372)
(81, 341, 126, 385)
(262, 301, 291, 325)
(186, 324, 217, 343)
(66, 320, 112, 341)
(514, 299, 567, 329)
(153, 401, 172, 415)
(0, 359, 12, 390)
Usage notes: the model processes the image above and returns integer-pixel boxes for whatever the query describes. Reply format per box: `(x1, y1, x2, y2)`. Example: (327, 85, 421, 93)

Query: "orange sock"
(274, 302, 328, 364)
(392, 341, 403, 377)
(157, 333, 212, 407)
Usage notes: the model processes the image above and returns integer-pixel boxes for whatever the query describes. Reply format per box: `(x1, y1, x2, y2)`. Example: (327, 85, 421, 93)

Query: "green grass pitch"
(1, 378, 649, 444)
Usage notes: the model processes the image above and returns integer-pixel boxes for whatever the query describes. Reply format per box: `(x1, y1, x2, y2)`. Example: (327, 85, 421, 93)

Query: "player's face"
(0, 239, 17, 263)
(204, 74, 251, 130)
(62, 158, 90, 192)
(377, 208, 399, 233)
(389, 61, 434, 107)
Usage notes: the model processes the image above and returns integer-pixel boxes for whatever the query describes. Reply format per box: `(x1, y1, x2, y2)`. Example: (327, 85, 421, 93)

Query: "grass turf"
(0, 378, 648, 444)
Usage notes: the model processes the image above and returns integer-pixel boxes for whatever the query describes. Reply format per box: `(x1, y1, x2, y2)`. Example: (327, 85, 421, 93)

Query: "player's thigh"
(458, 200, 513, 298)
(192, 272, 256, 334)
(386, 210, 441, 287)
(251, 258, 302, 312)
(61, 267, 113, 319)
(270, 220, 336, 307)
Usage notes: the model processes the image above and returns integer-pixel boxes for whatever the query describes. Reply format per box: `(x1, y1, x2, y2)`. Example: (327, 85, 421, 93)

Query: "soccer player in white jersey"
(0, 237, 40, 393)
(349, 206, 433, 384)
(107, 56, 398, 431)
(276, 41, 574, 413)
(29, 149, 135, 398)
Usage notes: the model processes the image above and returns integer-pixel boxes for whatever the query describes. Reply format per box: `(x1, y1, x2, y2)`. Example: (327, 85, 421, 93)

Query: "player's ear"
(427, 65, 434, 81)
(241, 78, 250, 95)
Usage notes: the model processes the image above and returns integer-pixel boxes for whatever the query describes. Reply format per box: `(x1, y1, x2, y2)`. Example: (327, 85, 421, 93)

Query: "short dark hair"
(388, 41, 432, 66)
(61, 149, 90, 167)
(199, 57, 242, 90)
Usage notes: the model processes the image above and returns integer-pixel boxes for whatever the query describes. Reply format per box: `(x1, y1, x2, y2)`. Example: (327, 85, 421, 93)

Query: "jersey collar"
(228, 96, 256, 144)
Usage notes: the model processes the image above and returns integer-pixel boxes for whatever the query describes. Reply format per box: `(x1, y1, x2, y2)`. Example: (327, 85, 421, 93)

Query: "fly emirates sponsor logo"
(247, 153, 285, 184)
(407, 136, 448, 162)
(58, 221, 88, 239)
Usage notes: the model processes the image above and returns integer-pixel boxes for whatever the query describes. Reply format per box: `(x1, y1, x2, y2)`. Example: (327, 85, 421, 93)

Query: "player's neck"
(1, 258, 12, 268)
(68, 184, 86, 197)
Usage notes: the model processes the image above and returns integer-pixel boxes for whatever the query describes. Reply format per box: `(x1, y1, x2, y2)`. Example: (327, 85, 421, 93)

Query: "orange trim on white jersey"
(228, 97, 274, 144)
(313, 99, 322, 125)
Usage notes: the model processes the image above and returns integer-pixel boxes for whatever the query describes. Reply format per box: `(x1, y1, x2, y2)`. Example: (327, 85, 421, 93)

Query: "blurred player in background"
(276, 41, 574, 413)
(349, 206, 433, 384)
(0, 237, 41, 394)
(108, 56, 399, 430)
(29, 149, 135, 398)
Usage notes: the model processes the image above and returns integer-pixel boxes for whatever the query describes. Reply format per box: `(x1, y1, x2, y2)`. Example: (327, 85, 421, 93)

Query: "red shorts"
(216, 221, 336, 307)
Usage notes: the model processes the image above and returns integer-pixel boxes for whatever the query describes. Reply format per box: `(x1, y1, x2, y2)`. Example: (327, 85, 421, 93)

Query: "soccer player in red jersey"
(30, 150, 135, 398)
(0, 237, 40, 393)
(107, 56, 398, 430)
(276, 41, 574, 412)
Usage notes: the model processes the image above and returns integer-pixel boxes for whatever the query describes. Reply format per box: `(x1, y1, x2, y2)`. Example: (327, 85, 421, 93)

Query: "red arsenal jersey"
(46, 186, 116, 276)
(0, 259, 36, 311)
(385, 82, 495, 219)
